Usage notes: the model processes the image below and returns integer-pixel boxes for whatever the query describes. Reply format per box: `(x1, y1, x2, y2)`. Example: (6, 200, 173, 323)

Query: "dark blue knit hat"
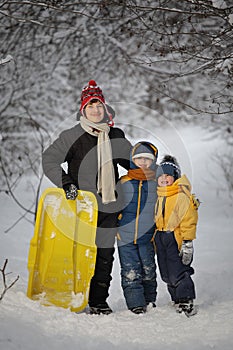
(157, 155, 181, 180)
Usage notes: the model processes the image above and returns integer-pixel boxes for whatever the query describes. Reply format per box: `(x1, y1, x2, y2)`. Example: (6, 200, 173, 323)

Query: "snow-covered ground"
(1, 118, 233, 350)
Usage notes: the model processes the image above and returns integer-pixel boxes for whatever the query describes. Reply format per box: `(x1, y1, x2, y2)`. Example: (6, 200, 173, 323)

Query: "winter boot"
(89, 302, 113, 315)
(130, 306, 147, 314)
(175, 299, 198, 317)
(147, 302, 156, 309)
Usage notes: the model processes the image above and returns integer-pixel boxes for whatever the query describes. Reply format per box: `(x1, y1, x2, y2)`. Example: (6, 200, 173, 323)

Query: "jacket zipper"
(134, 181, 142, 244)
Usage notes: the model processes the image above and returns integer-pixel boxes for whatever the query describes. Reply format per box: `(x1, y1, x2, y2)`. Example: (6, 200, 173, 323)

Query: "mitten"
(63, 184, 78, 200)
(179, 240, 193, 265)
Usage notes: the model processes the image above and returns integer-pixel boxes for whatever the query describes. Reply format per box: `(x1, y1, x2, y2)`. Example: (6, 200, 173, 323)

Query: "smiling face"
(84, 100, 105, 123)
(158, 173, 175, 187)
(133, 157, 153, 170)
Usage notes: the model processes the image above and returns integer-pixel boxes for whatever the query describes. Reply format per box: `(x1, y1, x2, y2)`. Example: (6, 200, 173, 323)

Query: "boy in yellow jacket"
(154, 155, 198, 316)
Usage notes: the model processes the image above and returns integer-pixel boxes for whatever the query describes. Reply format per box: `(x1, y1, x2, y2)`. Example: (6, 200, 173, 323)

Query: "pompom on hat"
(157, 155, 181, 180)
(77, 80, 115, 125)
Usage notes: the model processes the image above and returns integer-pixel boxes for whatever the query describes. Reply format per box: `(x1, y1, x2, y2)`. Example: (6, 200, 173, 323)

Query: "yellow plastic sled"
(27, 188, 98, 312)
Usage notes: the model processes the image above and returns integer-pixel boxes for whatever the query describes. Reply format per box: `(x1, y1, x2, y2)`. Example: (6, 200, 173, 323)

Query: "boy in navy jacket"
(117, 141, 158, 314)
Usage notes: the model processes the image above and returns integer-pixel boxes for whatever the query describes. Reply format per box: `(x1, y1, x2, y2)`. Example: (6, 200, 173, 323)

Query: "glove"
(179, 240, 193, 265)
(63, 184, 78, 200)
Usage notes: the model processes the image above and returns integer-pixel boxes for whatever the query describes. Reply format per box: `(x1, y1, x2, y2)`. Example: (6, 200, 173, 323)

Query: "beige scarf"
(80, 116, 116, 204)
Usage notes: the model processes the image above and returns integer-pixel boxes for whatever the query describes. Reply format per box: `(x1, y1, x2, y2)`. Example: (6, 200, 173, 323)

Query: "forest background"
(0, 0, 232, 253)
(1, 2, 233, 349)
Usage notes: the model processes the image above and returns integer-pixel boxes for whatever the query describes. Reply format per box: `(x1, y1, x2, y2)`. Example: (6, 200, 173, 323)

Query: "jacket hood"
(175, 174, 192, 191)
(130, 141, 158, 170)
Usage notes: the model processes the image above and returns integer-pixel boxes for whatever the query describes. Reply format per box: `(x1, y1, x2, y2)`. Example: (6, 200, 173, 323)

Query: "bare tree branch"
(0, 259, 19, 301)
(0, 54, 14, 66)
(0, 0, 232, 225)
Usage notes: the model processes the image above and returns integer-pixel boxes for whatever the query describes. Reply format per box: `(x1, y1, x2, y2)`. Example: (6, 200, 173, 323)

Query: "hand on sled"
(63, 184, 78, 200)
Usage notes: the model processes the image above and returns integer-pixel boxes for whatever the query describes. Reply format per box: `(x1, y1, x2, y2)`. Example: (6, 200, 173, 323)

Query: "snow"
(0, 54, 13, 66)
(1, 122, 233, 350)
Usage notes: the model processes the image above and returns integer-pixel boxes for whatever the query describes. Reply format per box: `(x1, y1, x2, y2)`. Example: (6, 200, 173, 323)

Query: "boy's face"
(133, 157, 153, 170)
(85, 100, 105, 123)
(158, 174, 175, 186)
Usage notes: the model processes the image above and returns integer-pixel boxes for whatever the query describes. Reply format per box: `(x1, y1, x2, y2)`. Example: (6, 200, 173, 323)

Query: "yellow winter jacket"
(155, 175, 198, 249)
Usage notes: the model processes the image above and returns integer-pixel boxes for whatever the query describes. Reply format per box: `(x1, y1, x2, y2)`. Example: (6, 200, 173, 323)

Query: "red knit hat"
(80, 80, 105, 112)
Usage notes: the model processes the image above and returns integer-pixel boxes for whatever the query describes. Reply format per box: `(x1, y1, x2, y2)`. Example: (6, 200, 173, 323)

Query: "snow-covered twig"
(0, 159, 35, 216)
(0, 259, 19, 301)
(0, 55, 13, 66)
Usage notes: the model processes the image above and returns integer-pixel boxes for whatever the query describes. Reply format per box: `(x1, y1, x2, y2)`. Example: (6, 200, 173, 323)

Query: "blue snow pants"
(118, 241, 157, 310)
(155, 230, 196, 302)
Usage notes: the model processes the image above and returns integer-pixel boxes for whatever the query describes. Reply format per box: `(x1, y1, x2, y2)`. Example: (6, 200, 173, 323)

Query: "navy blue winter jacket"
(118, 142, 158, 245)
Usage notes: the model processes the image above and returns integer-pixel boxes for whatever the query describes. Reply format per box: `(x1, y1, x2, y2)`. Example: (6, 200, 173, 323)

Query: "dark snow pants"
(118, 240, 157, 310)
(88, 212, 117, 307)
(88, 247, 115, 306)
(155, 230, 195, 302)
